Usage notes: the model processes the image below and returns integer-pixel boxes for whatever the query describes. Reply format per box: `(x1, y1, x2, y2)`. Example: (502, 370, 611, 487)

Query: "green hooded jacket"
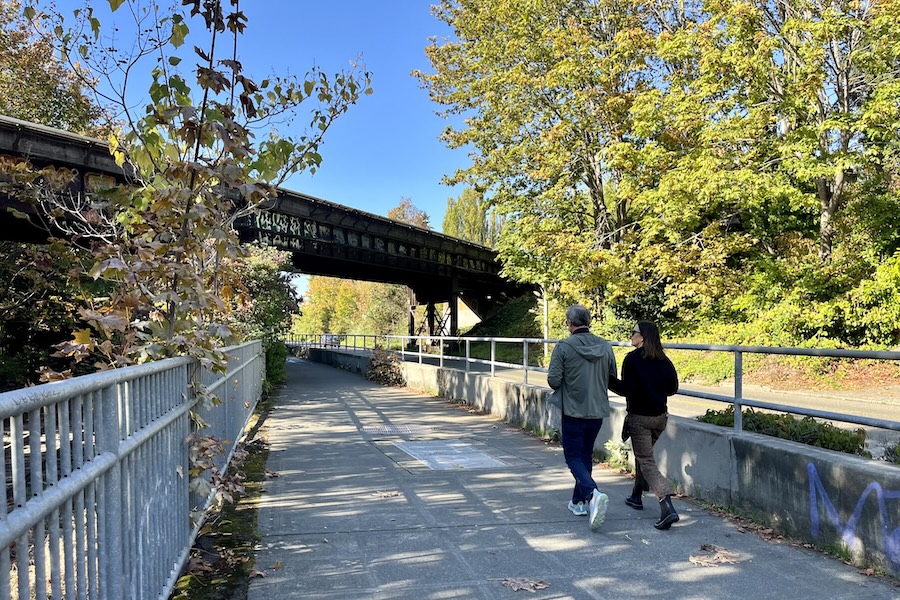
(547, 329, 617, 419)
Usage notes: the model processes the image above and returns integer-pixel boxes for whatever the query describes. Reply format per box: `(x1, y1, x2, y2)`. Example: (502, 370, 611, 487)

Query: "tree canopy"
(443, 187, 502, 246)
(0, 0, 104, 133)
(419, 0, 900, 346)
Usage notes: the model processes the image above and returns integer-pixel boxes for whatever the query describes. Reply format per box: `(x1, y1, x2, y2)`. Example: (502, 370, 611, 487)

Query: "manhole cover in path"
(361, 425, 435, 435)
(393, 440, 508, 470)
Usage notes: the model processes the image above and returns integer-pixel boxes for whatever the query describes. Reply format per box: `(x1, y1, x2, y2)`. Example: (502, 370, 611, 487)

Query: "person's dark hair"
(566, 305, 591, 328)
(636, 321, 666, 360)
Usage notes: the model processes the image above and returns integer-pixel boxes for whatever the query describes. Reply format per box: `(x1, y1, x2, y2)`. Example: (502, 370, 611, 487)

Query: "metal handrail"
(289, 333, 900, 433)
(0, 340, 265, 600)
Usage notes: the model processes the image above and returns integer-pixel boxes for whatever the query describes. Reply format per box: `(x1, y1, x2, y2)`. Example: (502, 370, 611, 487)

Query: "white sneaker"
(589, 489, 608, 531)
(567, 501, 588, 516)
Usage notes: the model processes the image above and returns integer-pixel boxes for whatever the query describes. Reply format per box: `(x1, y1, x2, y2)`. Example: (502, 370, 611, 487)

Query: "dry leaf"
(500, 578, 550, 592)
(269, 561, 283, 570)
(248, 569, 267, 579)
(372, 490, 401, 498)
(689, 544, 740, 567)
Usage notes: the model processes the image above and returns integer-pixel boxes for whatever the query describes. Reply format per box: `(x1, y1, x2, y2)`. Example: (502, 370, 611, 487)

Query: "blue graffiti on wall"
(808, 462, 900, 572)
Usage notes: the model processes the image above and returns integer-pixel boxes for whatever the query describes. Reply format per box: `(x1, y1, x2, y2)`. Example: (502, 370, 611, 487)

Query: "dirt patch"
(744, 357, 900, 393)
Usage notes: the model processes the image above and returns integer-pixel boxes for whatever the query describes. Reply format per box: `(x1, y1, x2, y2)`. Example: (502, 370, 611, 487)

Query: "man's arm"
(547, 345, 565, 390)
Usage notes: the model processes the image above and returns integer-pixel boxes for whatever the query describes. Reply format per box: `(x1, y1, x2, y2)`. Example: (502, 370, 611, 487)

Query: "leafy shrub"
(697, 406, 870, 458)
(366, 346, 403, 386)
(603, 440, 632, 472)
(264, 343, 288, 390)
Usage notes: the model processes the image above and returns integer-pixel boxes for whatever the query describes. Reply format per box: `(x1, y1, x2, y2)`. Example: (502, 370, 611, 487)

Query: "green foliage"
(419, 0, 900, 347)
(221, 246, 296, 390)
(264, 343, 287, 390)
(697, 407, 870, 458)
(603, 440, 632, 472)
(0, 1, 105, 134)
(823, 542, 854, 564)
(0, 242, 109, 390)
(442, 187, 502, 246)
(461, 294, 546, 365)
(293, 277, 408, 337)
(464, 294, 541, 338)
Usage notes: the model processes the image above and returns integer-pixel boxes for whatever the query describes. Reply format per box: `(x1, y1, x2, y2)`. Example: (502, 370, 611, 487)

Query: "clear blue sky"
(245, 2, 466, 230)
(57, 0, 467, 231)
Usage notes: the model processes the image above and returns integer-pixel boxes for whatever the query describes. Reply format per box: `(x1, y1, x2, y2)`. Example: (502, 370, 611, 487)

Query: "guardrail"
(0, 340, 264, 600)
(288, 334, 900, 433)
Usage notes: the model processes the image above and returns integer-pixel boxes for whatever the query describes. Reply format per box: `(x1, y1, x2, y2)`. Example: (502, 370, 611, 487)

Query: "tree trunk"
(817, 168, 846, 262)
(585, 152, 611, 249)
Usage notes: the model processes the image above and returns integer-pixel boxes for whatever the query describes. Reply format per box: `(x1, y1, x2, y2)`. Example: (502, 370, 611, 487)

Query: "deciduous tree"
(387, 197, 431, 229)
(16, 0, 370, 372)
(443, 187, 502, 246)
(0, 0, 104, 133)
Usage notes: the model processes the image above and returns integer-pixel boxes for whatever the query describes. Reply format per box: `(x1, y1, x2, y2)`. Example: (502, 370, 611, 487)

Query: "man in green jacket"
(547, 305, 617, 531)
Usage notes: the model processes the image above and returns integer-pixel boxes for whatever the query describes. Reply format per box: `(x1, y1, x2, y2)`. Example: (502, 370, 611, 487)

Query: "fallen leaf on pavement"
(500, 578, 550, 592)
(248, 569, 267, 579)
(269, 561, 283, 570)
(372, 490, 401, 498)
(689, 544, 741, 567)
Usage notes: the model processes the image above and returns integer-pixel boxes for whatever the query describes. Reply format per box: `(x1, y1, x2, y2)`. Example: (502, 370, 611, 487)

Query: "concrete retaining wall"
(307, 348, 900, 576)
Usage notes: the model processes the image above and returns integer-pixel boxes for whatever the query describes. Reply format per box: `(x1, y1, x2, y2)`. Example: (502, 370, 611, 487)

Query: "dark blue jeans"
(561, 415, 604, 504)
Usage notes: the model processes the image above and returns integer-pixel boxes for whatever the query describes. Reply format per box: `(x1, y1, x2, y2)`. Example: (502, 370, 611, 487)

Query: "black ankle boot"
(654, 495, 679, 530)
(625, 494, 643, 510)
(626, 479, 644, 510)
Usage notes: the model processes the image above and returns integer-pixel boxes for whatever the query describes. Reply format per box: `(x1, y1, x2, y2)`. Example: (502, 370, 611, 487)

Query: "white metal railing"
(288, 333, 900, 433)
(0, 340, 264, 600)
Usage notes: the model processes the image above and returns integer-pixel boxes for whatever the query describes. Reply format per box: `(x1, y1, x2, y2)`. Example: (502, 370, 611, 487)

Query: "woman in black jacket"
(610, 321, 680, 530)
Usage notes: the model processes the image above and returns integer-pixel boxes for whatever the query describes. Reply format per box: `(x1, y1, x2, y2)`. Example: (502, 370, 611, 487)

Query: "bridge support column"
(449, 275, 459, 337)
(407, 288, 417, 349)
(426, 302, 437, 337)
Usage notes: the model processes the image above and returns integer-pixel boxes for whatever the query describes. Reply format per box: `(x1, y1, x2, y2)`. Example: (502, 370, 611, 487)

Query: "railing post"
(734, 351, 743, 432)
(465, 339, 470, 373)
(98, 384, 124, 600)
(439, 337, 445, 368)
(418, 336, 423, 364)
(523, 340, 529, 385)
(491, 340, 496, 377)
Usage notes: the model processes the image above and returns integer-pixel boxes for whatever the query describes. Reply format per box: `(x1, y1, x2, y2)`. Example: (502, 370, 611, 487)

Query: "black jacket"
(609, 349, 678, 416)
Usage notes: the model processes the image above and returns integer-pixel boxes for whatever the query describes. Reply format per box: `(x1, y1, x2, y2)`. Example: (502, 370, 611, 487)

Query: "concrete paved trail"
(246, 358, 900, 600)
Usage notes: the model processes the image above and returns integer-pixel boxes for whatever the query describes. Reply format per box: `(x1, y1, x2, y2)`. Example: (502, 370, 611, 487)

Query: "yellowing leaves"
(73, 329, 93, 345)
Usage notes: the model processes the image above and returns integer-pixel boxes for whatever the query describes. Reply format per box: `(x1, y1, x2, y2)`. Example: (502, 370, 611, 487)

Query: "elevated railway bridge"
(0, 114, 529, 336)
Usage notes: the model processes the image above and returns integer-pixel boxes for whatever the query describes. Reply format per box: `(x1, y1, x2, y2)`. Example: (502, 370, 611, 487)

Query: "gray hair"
(565, 305, 591, 328)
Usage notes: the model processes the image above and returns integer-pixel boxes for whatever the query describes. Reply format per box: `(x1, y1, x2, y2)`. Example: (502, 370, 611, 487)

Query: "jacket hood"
(564, 333, 610, 361)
